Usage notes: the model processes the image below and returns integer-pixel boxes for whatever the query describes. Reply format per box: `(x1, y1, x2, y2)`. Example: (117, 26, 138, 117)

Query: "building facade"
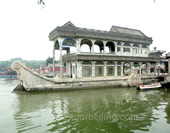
(49, 21, 165, 79)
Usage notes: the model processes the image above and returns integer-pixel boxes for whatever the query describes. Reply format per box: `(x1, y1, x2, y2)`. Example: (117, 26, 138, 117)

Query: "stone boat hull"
(11, 61, 158, 92)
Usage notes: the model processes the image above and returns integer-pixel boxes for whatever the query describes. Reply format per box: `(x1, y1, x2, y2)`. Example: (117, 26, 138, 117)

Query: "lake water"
(0, 78, 170, 133)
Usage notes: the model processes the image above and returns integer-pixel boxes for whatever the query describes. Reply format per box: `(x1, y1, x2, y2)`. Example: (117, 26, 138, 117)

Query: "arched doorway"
(106, 42, 115, 53)
(80, 39, 92, 53)
(94, 40, 104, 53)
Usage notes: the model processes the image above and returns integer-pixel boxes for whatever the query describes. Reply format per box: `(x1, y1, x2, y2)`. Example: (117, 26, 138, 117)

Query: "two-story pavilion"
(49, 21, 163, 79)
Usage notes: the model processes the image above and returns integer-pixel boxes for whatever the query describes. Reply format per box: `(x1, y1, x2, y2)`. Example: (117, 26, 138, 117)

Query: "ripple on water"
(1, 80, 170, 133)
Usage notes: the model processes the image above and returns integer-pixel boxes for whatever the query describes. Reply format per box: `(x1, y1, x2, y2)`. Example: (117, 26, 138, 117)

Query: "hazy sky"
(0, 0, 169, 61)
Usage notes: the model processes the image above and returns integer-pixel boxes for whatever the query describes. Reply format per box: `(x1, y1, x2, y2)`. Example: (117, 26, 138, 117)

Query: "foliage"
(0, 56, 63, 71)
(46, 57, 58, 66)
(0, 58, 46, 71)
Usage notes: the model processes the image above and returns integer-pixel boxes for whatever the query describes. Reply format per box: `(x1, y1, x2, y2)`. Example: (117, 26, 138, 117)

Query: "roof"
(49, 21, 152, 44)
(110, 26, 146, 37)
(149, 50, 166, 54)
(166, 52, 170, 57)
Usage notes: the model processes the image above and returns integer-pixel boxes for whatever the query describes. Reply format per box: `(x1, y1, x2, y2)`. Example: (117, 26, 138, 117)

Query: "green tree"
(0, 58, 46, 71)
(46, 57, 53, 66)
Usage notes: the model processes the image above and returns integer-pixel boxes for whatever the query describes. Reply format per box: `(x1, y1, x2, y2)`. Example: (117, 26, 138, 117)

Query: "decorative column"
(147, 62, 151, 75)
(147, 45, 150, 56)
(130, 62, 134, 74)
(53, 42, 55, 78)
(104, 61, 107, 77)
(139, 44, 142, 56)
(79, 61, 83, 78)
(139, 62, 142, 75)
(130, 43, 133, 55)
(154, 62, 157, 75)
(114, 41, 117, 54)
(72, 62, 75, 79)
(76, 38, 81, 54)
(76, 61, 78, 78)
(92, 61, 96, 77)
(121, 62, 124, 76)
(59, 40, 63, 78)
(121, 44, 124, 54)
(91, 40, 95, 54)
(66, 62, 70, 77)
(103, 41, 106, 54)
(115, 61, 117, 76)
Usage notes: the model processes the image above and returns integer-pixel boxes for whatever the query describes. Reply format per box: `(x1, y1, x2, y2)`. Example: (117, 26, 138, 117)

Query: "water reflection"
(165, 90, 170, 124)
(12, 88, 170, 133)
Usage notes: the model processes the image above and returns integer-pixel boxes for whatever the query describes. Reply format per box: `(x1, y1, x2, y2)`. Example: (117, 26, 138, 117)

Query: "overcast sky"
(0, 0, 169, 61)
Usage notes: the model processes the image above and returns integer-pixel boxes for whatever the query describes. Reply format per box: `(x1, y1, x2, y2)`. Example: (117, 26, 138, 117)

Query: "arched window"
(107, 61, 115, 65)
(54, 40, 59, 50)
(94, 45, 100, 53)
(81, 44, 90, 52)
(117, 42, 122, 46)
(95, 40, 104, 53)
(117, 42, 122, 52)
(123, 43, 130, 53)
(123, 43, 131, 47)
(96, 61, 104, 65)
(82, 61, 92, 65)
(142, 44, 147, 48)
(106, 42, 115, 53)
(133, 44, 139, 47)
(133, 44, 139, 54)
(62, 38, 76, 47)
(117, 61, 122, 65)
(62, 38, 76, 53)
(141, 44, 148, 54)
(80, 39, 92, 52)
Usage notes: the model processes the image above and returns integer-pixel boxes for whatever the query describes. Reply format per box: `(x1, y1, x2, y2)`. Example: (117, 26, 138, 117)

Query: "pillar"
(103, 41, 106, 54)
(66, 62, 70, 77)
(91, 40, 95, 54)
(115, 61, 117, 76)
(121, 62, 124, 76)
(147, 62, 151, 75)
(147, 45, 150, 56)
(76, 61, 78, 78)
(104, 61, 107, 77)
(130, 62, 134, 74)
(139, 44, 142, 56)
(154, 62, 157, 75)
(53, 42, 55, 78)
(79, 61, 83, 78)
(114, 41, 117, 54)
(59, 40, 63, 78)
(139, 62, 142, 75)
(121, 45, 123, 54)
(76, 38, 81, 54)
(130, 43, 133, 55)
(92, 61, 96, 77)
(72, 62, 75, 79)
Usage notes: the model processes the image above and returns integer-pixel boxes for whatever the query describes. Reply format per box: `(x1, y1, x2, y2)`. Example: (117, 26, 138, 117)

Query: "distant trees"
(46, 57, 59, 66)
(0, 58, 46, 71)
(46, 57, 53, 66)
(0, 57, 63, 71)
